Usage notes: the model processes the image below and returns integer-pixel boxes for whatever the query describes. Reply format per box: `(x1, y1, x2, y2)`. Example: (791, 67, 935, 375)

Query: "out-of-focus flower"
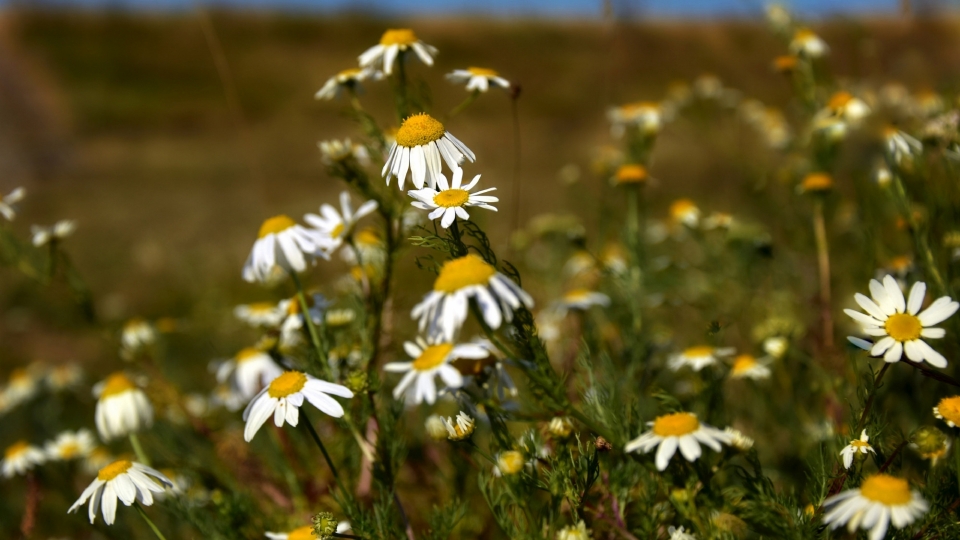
(359, 28, 437, 76)
(306, 191, 378, 257)
(242, 371, 353, 442)
(607, 101, 662, 137)
(120, 318, 157, 360)
(765, 4, 791, 31)
(789, 28, 828, 58)
(4, 367, 41, 407)
(729, 354, 771, 380)
(408, 167, 498, 229)
(0, 187, 25, 221)
(703, 212, 733, 230)
(799, 172, 833, 193)
(81, 446, 114, 476)
(911, 426, 950, 465)
(277, 292, 327, 350)
(762, 336, 788, 359)
(68, 460, 173, 525)
(723, 427, 754, 451)
(425, 414, 448, 441)
(555, 289, 610, 316)
(840, 429, 875, 469)
(548, 417, 574, 439)
(446, 67, 510, 92)
(883, 127, 922, 166)
(441, 411, 475, 441)
(495, 450, 525, 476)
(234, 302, 284, 328)
(625, 412, 731, 471)
(824, 91, 870, 123)
(93, 372, 153, 440)
(934, 395, 960, 427)
(383, 113, 475, 190)
(669, 199, 701, 228)
(822, 474, 927, 540)
(915, 90, 944, 117)
(319, 139, 371, 167)
(45, 429, 96, 462)
(669, 346, 735, 372)
(668, 525, 697, 540)
(46, 362, 84, 391)
(315, 67, 381, 100)
(772, 55, 799, 74)
(556, 521, 591, 540)
(31, 220, 77, 247)
(242, 215, 327, 284)
(215, 348, 284, 402)
(383, 337, 487, 405)
(612, 164, 648, 186)
(1, 440, 45, 478)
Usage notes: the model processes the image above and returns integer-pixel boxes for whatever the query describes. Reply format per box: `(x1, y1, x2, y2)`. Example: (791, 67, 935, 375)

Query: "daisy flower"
(94, 372, 153, 441)
(789, 28, 828, 58)
(556, 521, 590, 540)
(557, 289, 610, 314)
(242, 371, 353, 442)
(729, 354, 771, 380)
(359, 28, 437, 76)
(234, 301, 285, 328)
(266, 523, 351, 540)
(612, 164, 648, 186)
(382, 113, 475, 190)
(407, 166, 498, 228)
(668, 526, 697, 540)
(45, 429, 96, 462)
(762, 336, 788, 359)
(669, 199, 701, 227)
(0, 186, 25, 221)
(723, 427, 754, 451)
(31, 219, 77, 247)
(319, 138, 371, 167)
(1, 441, 45, 478)
(120, 317, 156, 359)
(305, 191, 378, 255)
(840, 429, 876, 469)
(823, 91, 870, 123)
(215, 348, 284, 402)
(495, 450, 525, 476)
(446, 67, 510, 93)
(314, 67, 381, 100)
(624, 412, 731, 471)
(844, 275, 958, 367)
(883, 126, 922, 166)
(242, 215, 327, 284)
(383, 337, 488, 405)
(607, 101, 662, 137)
(669, 346, 735, 372)
(822, 473, 928, 540)
(934, 396, 960, 428)
(47, 362, 84, 391)
(411, 254, 534, 341)
(68, 459, 173, 525)
(4, 367, 40, 407)
(441, 411, 476, 441)
(277, 292, 327, 350)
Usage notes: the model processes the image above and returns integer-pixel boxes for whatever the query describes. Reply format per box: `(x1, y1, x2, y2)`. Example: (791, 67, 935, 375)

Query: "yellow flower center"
(773, 55, 798, 72)
(889, 255, 911, 272)
(670, 199, 698, 219)
(236, 347, 263, 364)
(356, 227, 381, 246)
(338, 67, 362, 79)
(652, 412, 700, 437)
(395, 114, 446, 148)
(467, 67, 499, 77)
(380, 28, 418, 46)
(9, 368, 29, 384)
(801, 173, 833, 192)
(100, 373, 136, 398)
(885, 313, 923, 342)
(433, 189, 470, 208)
(828, 91, 853, 110)
(564, 289, 592, 302)
(622, 101, 658, 114)
(732, 355, 757, 374)
(433, 254, 497, 293)
(268, 371, 307, 398)
(258, 215, 296, 238)
(497, 450, 525, 475)
(615, 164, 647, 184)
(937, 396, 960, 425)
(860, 474, 912, 506)
(4, 441, 29, 459)
(412, 344, 454, 371)
(331, 222, 345, 239)
(683, 346, 714, 358)
(794, 28, 816, 40)
(248, 301, 276, 313)
(850, 440, 871, 449)
(98, 459, 133, 481)
(287, 526, 317, 540)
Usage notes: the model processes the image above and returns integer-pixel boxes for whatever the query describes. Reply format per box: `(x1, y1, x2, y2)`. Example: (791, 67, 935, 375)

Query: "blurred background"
(1, 0, 958, 366)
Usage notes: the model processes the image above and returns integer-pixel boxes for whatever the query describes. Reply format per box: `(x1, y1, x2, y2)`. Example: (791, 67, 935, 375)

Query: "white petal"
(918, 298, 959, 326)
(869, 279, 895, 315)
(655, 437, 678, 471)
(907, 282, 926, 315)
(884, 341, 903, 362)
(883, 275, 906, 313)
(915, 339, 948, 368)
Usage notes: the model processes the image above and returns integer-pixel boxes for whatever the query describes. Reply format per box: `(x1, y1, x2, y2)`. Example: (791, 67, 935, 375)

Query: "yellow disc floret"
(859, 474, 912, 505)
(683, 346, 714, 358)
(615, 164, 648, 184)
(286, 526, 317, 540)
(850, 439, 871, 449)
(236, 347, 263, 364)
(258, 215, 296, 238)
(434, 254, 497, 293)
(936, 396, 960, 425)
(801, 173, 833, 192)
(331, 222, 345, 239)
(497, 450, 525, 475)
(268, 371, 308, 398)
(652, 412, 700, 437)
(732, 355, 757, 374)
(98, 459, 133, 481)
(467, 67, 499, 77)
(412, 343, 454, 371)
(58, 442, 81, 459)
(4, 441, 29, 459)
(100, 373, 136, 398)
(885, 313, 923, 342)
(828, 91, 853, 110)
(396, 113, 446, 148)
(670, 199, 698, 219)
(380, 28, 418, 46)
(434, 189, 470, 208)
(337, 67, 363, 79)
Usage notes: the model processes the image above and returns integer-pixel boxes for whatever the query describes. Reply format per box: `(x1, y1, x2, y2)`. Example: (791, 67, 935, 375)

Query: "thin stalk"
(300, 410, 343, 493)
(510, 90, 523, 239)
(394, 491, 416, 540)
(812, 198, 834, 349)
(394, 52, 410, 122)
(891, 173, 949, 296)
(878, 441, 907, 473)
(290, 272, 331, 379)
(448, 90, 480, 119)
(135, 503, 168, 540)
(449, 219, 466, 257)
(129, 433, 150, 467)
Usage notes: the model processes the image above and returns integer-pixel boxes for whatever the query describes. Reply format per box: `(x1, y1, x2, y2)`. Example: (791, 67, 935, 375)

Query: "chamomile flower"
(763, 336, 788, 359)
(446, 67, 510, 92)
(31, 220, 77, 247)
(382, 113, 475, 190)
(47, 362, 84, 391)
(495, 450, 525, 476)
(277, 293, 327, 350)
(933, 396, 960, 428)
(383, 337, 488, 405)
(625, 412, 731, 471)
(789, 28, 828, 58)
(607, 101, 662, 137)
(242, 371, 353, 442)
(844, 275, 958, 367)
(558, 289, 610, 313)
(823, 91, 871, 123)
(68, 459, 173, 525)
(442, 411, 476, 441)
(840, 429, 876, 469)
(4, 367, 40, 407)
(669, 199, 701, 227)
(407, 166, 498, 228)
(319, 138, 371, 167)
(314, 67, 381, 100)
(359, 28, 437, 75)
(0, 186, 25, 221)
(120, 317, 157, 359)
(883, 127, 922, 166)
(669, 346, 735, 372)
(822, 474, 928, 540)
(45, 429, 96, 462)
(556, 521, 591, 540)
(94, 372, 153, 441)
(668, 526, 697, 540)
(215, 348, 284, 402)
(729, 354, 771, 380)
(305, 191, 378, 255)
(234, 302, 285, 328)
(1, 441, 45, 478)
(411, 254, 534, 341)
(266, 523, 351, 540)
(723, 427, 754, 451)
(242, 215, 327, 284)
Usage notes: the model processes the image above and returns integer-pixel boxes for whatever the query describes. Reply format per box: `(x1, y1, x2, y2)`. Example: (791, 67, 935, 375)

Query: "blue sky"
(19, 0, 905, 18)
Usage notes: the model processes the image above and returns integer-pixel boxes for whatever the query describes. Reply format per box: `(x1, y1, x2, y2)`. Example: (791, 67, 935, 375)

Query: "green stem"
(128, 433, 150, 467)
(290, 272, 330, 379)
(891, 173, 949, 297)
(300, 409, 344, 493)
(448, 90, 480, 119)
(449, 219, 466, 257)
(812, 198, 834, 350)
(394, 51, 410, 122)
(135, 503, 168, 540)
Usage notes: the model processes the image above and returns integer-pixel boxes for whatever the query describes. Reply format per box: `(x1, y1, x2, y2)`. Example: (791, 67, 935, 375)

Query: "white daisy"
(668, 526, 697, 540)
(210, 384, 246, 413)
(729, 354, 771, 380)
(494, 450, 525, 476)
(265, 523, 351, 539)
(382, 113, 475, 190)
(556, 289, 610, 314)
(305, 191, 378, 255)
(242, 215, 327, 284)
(242, 371, 354, 442)
(823, 91, 870, 123)
(668, 346, 735, 372)
(319, 138, 371, 167)
(441, 411, 476, 441)
(234, 302, 285, 328)
(411, 254, 534, 341)
(93, 372, 154, 441)
(446, 67, 510, 93)
(4, 367, 41, 408)
(789, 28, 829, 58)
(556, 521, 590, 540)
(68, 459, 173, 525)
(607, 101, 662, 137)
(216, 348, 284, 402)
(46, 362, 84, 391)
(0, 186, 25, 221)
(625, 412, 731, 471)
(1, 441, 45, 478)
(31, 219, 77, 247)
(314, 67, 382, 100)
(933, 395, 960, 428)
(407, 166, 498, 228)
(359, 28, 437, 76)
(822, 473, 928, 540)
(120, 317, 157, 360)
(383, 337, 487, 405)
(840, 429, 876, 469)
(44, 429, 96, 462)
(669, 199, 701, 228)
(883, 127, 922, 166)
(844, 275, 958, 367)
(277, 292, 327, 350)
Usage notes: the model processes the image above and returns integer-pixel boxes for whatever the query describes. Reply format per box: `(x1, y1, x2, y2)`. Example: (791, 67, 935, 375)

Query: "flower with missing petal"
(359, 29, 437, 76)
(242, 371, 353, 442)
(407, 167, 497, 228)
(68, 459, 173, 525)
(446, 67, 510, 93)
(382, 113, 475, 190)
(822, 474, 927, 540)
(625, 412, 731, 471)
(840, 429, 876, 469)
(383, 337, 487, 405)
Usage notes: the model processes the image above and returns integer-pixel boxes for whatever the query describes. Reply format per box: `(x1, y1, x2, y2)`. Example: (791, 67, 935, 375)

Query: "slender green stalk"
(812, 198, 834, 349)
(394, 52, 411, 122)
(135, 503, 168, 540)
(448, 90, 480, 119)
(891, 173, 949, 296)
(300, 409, 343, 493)
(128, 433, 150, 467)
(290, 272, 331, 379)
(449, 219, 467, 257)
